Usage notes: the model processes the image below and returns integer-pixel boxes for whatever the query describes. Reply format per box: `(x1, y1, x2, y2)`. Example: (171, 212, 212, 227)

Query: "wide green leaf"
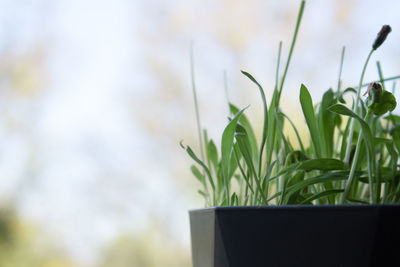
(297, 158, 345, 171)
(368, 89, 397, 116)
(300, 84, 322, 157)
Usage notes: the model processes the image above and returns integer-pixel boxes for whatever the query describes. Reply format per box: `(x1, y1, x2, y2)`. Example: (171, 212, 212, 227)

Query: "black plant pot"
(189, 205, 400, 267)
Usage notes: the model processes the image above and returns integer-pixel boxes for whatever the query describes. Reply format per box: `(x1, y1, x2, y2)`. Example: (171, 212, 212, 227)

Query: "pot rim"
(189, 204, 400, 213)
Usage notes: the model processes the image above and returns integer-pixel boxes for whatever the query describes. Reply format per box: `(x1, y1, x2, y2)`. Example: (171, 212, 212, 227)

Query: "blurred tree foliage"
(0, 205, 190, 267)
(0, 207, 79, 267)
(99, 229, 190, 267)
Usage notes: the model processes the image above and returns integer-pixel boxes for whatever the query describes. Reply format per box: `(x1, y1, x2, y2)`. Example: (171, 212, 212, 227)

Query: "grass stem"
(337, 46, 346, 93)
(278, 0, 305, 100)
(341, 110, 373, 203)
(190, 43, 206, 162)
(344, 49, 374, 165)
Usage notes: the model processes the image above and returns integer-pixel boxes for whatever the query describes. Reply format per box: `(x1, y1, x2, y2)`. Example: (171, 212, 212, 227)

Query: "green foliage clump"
(183, 0, 400, 206)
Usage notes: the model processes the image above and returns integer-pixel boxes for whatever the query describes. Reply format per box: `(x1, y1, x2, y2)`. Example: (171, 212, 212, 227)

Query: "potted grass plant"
(182, 1, 400, 266)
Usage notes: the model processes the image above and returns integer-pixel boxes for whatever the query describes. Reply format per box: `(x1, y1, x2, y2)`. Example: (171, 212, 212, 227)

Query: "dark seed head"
(364, 82, 378, 95)
(365, 82, 382, 95)
(373, 25, 392, 50)
(365, 82, 382, 103)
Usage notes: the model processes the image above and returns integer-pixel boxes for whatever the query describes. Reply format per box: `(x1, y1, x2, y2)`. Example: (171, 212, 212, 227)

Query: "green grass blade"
(190, 43, 205, 162)
(266, 91, 279, 164)
(297, 158, 345, 171)
(285, 172, 349, 198)
(191, 165, 206, 187)
(385, 114, 400, 123)
(235, 125, 267, 204)
(277, 111, 306, 153)
(318, 89, 335, 157)
(376, 61, 386, 91)
(338, 87, 357, 104)
(266, 172, 348, 203)
(241, 70, 268, 177)
(274, 111, 291, 156)
(221, 108, 246, 205)
(229, 103, 258, 165)
(300, 84, 322, 157)
(186, 146, 215, 191)
(300, 189, 344, 204)
(275, 41, 282, 94)
(233, 144, 255, 194)
(328, 104, 374, 155)
(185, 145, 216, 205)
(329, 104, 375, 203)
(198, 190, 207, 198)
(384, 140, 398, 202)
(360, 75, 400, 89)
(391, 127, 400, 153)
(262, 160, 277, 202)
(339, 116, 352, 160)
(268, 162, 300, 181)
(347, 198, 369, 204)
(336, 46, 346, 93)
(278, 0, 306, 98)
(191, 165, 210, 204)
(206, 139, 219, 173)
(228, 142, 239, 180)
(285, 171, 305, 204)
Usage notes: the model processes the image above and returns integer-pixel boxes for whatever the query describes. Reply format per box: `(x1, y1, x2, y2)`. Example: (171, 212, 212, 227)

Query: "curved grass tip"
(179, 140, 186, 149)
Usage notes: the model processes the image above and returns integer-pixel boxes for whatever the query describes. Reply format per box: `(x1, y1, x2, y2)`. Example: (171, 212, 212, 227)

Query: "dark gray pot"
(189, 205, 400, 267)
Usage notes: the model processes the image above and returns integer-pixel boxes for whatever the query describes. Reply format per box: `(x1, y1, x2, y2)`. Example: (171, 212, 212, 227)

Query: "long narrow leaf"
(191, 165, 206, 187)
(230, 103, 258, 165)
(300, 84, 322, 157)
(277, 111, 305, 153)
(297, 158, 345, 171)
(318, 89, 335, 157)
(221, 108, 246, 205)
(300, 189, 344, 204)
(241, 70, 268, 176)
(328, 104, 374, 160)
(235, 125, 267, 204)
(186, 146, 215, 191)
(285, 172, 350, 197)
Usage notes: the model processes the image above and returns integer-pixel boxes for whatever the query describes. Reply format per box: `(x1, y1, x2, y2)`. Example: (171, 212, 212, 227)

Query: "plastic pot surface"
(189, 205, 400, 267)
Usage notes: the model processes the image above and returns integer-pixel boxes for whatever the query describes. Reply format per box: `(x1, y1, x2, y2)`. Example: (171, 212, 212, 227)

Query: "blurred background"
(0, 0, 399, 266)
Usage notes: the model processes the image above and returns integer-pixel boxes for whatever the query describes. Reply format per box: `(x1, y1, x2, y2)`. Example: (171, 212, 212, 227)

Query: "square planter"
(189, 205, 400, 267)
